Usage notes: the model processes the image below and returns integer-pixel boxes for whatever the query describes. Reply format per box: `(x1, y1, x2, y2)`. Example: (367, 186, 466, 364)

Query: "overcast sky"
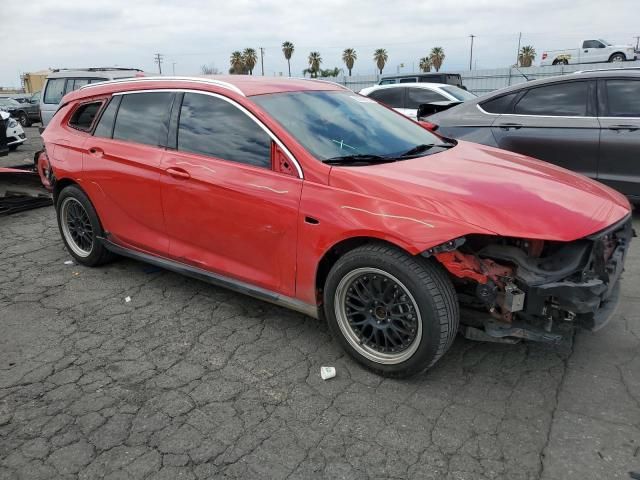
(2, 0, 638, 87)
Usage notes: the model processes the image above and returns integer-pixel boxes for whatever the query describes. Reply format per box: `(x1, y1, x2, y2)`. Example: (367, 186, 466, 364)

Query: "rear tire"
(323, 243, 459, 377)
(609, 53, 626, 63)
(56, 185, 116, 266)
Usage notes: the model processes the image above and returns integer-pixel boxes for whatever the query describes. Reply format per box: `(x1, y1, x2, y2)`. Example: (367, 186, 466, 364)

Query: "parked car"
(360, 83, 476, 119)
(40, 68, 144, 127)
(0, 111, 8, 156)
(427, 69, 640, 202)
(0, 102, 26, 150)
(378, 73, 465, 89)
(0, 97, 39, 127)
(38, 76, 632, 377)
(540, 39, 637, 66)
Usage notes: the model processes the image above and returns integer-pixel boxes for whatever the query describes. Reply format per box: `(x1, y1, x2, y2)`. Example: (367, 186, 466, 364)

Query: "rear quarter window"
(68, 101, 103, 131)
(480, 93, 518, 114)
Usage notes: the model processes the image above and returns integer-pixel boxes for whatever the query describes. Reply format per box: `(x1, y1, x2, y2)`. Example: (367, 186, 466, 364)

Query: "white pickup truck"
(540, 39, 637, 66)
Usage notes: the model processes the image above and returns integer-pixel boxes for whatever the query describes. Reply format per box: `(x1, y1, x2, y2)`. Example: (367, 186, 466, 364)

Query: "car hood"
(328, 141, 630, 241)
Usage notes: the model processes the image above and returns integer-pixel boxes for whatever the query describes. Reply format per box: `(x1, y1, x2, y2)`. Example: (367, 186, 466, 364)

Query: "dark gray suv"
(428, 70, 640, 201)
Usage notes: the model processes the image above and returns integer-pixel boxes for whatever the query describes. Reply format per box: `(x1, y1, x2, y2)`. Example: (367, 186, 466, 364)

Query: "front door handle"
(88, 147, 103, 157)
(608, 124, 639, 132)
(498, 123, 524, 130)
(165, 167, 191, 180)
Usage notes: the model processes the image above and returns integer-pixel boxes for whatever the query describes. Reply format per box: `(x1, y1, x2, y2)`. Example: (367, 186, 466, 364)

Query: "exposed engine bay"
(426, 215, 635, 344)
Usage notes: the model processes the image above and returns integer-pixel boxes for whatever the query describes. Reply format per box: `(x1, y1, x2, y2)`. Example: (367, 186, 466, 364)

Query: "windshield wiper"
(394, 143, 454, 158)
(323, 154, 396, 166)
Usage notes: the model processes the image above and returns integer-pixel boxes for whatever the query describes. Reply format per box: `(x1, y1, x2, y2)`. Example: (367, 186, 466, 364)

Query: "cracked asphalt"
(1, 131, 639, 479)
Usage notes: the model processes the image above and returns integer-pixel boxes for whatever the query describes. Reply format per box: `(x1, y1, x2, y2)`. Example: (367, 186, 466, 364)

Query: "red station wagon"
(38, 76, 633, 376)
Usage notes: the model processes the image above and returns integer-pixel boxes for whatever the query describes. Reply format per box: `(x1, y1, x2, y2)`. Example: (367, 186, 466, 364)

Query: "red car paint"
(42, 76, 631, 311)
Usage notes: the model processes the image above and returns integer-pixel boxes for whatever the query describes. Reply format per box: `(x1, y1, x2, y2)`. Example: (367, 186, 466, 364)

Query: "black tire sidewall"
(56, 185, 109, 266)
(323, 247, 450, 377)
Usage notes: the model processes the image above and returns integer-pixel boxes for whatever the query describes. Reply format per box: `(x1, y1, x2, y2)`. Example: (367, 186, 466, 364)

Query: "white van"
(40, 68, 144, 127)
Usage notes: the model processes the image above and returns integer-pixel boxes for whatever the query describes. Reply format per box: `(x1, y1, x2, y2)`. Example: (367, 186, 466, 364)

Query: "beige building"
(21, 70, 51, 93)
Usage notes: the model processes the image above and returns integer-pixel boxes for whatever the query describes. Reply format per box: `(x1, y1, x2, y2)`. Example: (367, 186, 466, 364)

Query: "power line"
(154, 53, 164, 74)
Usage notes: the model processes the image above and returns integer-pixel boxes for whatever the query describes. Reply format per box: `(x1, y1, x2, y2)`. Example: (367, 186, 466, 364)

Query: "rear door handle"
(608, 124, 639, 131)
(88, 147, 103, 157)
(165, 167, 191, 180)
(498, 123, 524, 130)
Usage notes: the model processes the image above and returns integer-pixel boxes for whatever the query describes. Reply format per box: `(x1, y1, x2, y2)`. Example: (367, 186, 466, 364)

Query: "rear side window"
(406, 88, 447, 108)
(94, 96, 121, 138)
(514, 82, 588, 116)
(178, 93, 271, 168)
(604, 80, 640, 117)
(367, 88, 404, 108)
(69, 102, 103, 131)
(44, 78, 66, 104)
(379, 79, 396, 85)
(113, 92, 174, 147)
(399, 78, 417, 83)
(480, 93, 518, 114)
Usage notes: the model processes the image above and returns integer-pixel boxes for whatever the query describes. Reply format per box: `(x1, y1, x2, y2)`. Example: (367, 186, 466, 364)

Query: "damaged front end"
(426, 215, 635, 344)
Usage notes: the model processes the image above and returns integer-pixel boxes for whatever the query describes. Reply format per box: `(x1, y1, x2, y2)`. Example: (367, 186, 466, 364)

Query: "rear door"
(161, 92, 302, 296)
(597, 78, 640, 197)
(490, 80, 600, 177)
(41, 78, 66, 126)
(404, 87, 449, 120)
(83, 91, 174, 255)
(366, 88, 406, 116)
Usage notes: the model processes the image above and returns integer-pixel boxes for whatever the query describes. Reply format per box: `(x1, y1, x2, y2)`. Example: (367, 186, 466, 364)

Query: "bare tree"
(201, 64, 220, 75)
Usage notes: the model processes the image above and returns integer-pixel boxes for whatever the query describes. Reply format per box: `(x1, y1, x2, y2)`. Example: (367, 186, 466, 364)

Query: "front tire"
(609, 53, 626, 62)
(56, 185, 115, 266)
(323, 243, 459, 377)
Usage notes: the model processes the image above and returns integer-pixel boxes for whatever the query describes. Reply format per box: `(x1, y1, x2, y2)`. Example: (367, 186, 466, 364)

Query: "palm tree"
(430, 47, 445, 72)
(308, 51, 322, 78)
(229, 51, 244, 74)
(518, 45, 536, 67)
(419, 56, 432, 72)
(282, 41, 295, 77)
(373, 48, 388, 75)
(242, 48, 258, 75)
(342, 48, 357, 76)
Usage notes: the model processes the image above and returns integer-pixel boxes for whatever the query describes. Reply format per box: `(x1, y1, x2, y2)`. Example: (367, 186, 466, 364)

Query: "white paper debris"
(125, 296, 132, 303)
(320, 366, 336, 380)
(64, 260, 74, 265)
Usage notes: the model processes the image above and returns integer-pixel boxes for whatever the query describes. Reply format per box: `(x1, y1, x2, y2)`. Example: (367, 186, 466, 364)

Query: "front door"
(161, 92, 302, 296)
(597, 78, 640, 198)
(491, 80, 600, 178)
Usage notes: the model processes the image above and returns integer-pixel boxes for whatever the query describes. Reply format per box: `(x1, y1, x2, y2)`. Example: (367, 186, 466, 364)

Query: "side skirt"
(99, 237, 319, 319)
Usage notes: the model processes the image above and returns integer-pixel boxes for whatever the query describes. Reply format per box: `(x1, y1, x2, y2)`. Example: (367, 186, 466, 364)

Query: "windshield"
(598, 39, 612, 46)
(440, 86, 476, 101)
(252, 91, 449, 162)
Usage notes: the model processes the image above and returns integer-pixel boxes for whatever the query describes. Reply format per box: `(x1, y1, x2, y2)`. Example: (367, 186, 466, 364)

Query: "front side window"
(44, 78, 66, 104)
(113, 92, 173, 147)
(69, 101, 103, 131)
(178, 93, 271, 168)
(513, 82, 588, 116)
(252, 91, 447, 161)
(367, 88, 404, 108)
(480, 93, 518, 114)
(605, 80, 640, 117)
(583, 40, 602, 49)
(405, 88, 447, 108)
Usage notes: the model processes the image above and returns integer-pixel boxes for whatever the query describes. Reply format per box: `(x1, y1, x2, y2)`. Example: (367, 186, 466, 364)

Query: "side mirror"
(417, 101, 462, 120)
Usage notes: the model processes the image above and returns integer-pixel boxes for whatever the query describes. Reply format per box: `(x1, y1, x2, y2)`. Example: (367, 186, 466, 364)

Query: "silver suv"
(40, 68, 144, 127)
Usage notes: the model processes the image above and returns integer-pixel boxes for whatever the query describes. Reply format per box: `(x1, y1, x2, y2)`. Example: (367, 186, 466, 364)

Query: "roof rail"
(573, 66, 640, 74)
(78, 76, 245, 96)
(52, 67, 144, 73)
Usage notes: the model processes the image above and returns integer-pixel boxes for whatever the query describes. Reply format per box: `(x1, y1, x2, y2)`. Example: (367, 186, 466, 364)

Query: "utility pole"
(516, 32, 522, 67)
(154, 53, 164, 75)
(469, 35, 475, 71)
(172, 62, 176, 75)
(635, 36, 640, 51)
(260, 48, 265, 76)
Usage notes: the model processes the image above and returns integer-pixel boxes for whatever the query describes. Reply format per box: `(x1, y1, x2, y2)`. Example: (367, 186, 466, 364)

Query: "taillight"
(419, 120, 438, 132)
(542, 52, 548, 60)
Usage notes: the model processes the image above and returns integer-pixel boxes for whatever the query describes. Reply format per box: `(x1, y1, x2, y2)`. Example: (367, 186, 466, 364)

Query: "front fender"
(295, 181, 494, 304)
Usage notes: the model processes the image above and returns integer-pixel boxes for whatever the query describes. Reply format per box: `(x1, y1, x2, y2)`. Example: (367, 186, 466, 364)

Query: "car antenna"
(512, 65, 530, 81)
